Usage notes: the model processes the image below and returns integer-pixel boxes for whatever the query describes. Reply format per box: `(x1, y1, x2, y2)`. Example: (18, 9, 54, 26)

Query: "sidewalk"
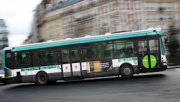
(168, 65, 180, 69)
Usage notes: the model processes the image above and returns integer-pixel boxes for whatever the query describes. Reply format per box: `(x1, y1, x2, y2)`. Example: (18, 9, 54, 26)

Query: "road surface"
(0, 68, 180, 102)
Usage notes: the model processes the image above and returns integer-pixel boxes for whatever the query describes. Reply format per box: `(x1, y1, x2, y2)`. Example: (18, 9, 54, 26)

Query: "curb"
(167, 65, 180, 69)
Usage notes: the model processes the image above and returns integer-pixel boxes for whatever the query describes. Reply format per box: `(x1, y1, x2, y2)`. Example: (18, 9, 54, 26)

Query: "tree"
(167, 24, 180, 56)
(167, 37, 179, 56)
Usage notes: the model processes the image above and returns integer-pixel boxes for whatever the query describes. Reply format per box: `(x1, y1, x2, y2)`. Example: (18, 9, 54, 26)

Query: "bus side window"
(5, 51, 12, 68)
(62, 49, 70, 64)
(14, 53, 22, 68)
(114, 40, 135, 58)
(91, 45, 98, 59)
(33, 50, 46, 66)
(51, 50, 61, 65)
(97, 42, 113, 59)
(15, 52, 31, 68)
(138, 41, 147, 55)
(114, 42, 126, 58)
(82, 44, 91, 61)
(149, 40, 159, 53)
(71, 49, 79, 63)
(125, 42, 135, 57)
(103, 42, 113, 59)
(32, 49, 61, 66)
(47, 52, 53, 65)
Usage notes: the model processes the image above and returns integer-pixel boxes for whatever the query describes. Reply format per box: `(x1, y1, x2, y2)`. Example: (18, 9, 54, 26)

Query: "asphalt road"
(0, 68, 180, 102)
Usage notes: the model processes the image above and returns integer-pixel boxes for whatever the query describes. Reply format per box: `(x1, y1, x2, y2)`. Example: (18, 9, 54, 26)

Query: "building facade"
(24, 0, 180, 43)
(144, 0, 180, 32)
(0, 19, 9, 68)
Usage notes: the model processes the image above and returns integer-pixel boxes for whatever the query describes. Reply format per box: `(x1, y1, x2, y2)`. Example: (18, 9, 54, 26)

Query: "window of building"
(120, 1, 125, 10)
(109, 3, 115, 11)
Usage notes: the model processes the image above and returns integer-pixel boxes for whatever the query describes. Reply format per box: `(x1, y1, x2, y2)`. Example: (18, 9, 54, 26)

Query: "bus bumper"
(3, 76, 22, 84)
(162, 62, 167, 71)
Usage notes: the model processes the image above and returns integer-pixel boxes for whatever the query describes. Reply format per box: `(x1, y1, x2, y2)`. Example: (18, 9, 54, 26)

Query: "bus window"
(125, 42, 135, 57)
(91, 42, 113, 59)
(71, 49, 79, 63)
(114, 42, 126, 58)
(32, 49, 61, 67)
(149, 40, 159, 53)
(138, 41, 147, 55)
(102, 42, 113, 59)
(5, 51, 12, 68)
(62, 49, 70, 64)
(14, 52, 22, 68)
(33, 50, 47, 66)
(91, 44, 99, 59)
(49, 50, 61, 65)
(82, 44, 91, 61)
(15, 52, 31, 68)
(114, 40, 135, 58)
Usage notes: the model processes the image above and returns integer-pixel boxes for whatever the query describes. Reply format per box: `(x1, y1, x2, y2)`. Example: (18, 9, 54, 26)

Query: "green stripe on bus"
(41, 65, 58, 70)
(118, 57, 137, 62)
(21, 65, 58, 72)
(21, 67, 39, 72)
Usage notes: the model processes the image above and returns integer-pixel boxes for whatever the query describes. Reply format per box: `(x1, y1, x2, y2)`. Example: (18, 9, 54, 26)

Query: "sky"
(0, 0, 41, 47)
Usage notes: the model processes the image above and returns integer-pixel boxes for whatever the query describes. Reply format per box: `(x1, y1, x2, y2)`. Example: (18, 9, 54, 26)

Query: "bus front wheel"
(120, 64, 134, 79)
(35, 72, 49, 86)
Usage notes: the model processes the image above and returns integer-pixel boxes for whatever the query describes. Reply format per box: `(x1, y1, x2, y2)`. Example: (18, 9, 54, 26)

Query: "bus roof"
(9, 28, 162, 52)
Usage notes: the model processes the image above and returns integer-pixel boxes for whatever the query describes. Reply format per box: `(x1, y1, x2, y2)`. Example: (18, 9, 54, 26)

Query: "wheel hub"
(39, 75, 46, 82)
(124, 67, 131, 75)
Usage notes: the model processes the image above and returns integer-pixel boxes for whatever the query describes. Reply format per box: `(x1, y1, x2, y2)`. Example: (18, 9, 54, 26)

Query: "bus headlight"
(1, 76, 5, 79)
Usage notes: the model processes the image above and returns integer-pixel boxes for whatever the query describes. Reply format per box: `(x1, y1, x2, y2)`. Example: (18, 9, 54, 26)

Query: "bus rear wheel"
(120, 64, 134, 79)
(35, 72, 49, 86)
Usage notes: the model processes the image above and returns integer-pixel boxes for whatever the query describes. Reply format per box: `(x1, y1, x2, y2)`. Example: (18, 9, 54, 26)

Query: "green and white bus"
(2, 28, 167, 85)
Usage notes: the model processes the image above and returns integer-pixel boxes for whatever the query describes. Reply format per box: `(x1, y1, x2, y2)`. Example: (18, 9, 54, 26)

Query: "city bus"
(2, 28, 167, 85)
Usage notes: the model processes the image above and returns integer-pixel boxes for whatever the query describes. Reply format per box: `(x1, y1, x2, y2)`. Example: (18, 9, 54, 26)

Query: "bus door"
(70, 48, 81, 77)
(148, 38, 161, 70)
(61, 47, 81, 78)
(137, 38, 160, 72)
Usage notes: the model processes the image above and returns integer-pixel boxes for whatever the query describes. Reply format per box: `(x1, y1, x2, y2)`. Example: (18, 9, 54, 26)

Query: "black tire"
(120, 64, 134, 79)
(35, 72, 49, 86)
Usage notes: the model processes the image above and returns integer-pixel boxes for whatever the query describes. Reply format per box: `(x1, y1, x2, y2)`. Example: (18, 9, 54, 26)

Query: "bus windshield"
(5, 50, 12, 68)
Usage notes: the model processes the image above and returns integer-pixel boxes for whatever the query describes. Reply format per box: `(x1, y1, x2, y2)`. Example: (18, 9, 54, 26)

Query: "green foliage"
(167, 37, 180, 56)
(167, 53, 180, 65)
(167, 24, 180, 56)
(168, 25, 178, 36)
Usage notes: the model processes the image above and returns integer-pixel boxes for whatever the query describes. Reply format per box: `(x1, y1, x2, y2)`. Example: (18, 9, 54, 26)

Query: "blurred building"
(25, 0, 180, 43)
(0, 19, 9, 68)
(24, 2, 46, 44)
(144, 0, 180, 54)
(144, 0, 180, 33)
(26, 0, 144, 42)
